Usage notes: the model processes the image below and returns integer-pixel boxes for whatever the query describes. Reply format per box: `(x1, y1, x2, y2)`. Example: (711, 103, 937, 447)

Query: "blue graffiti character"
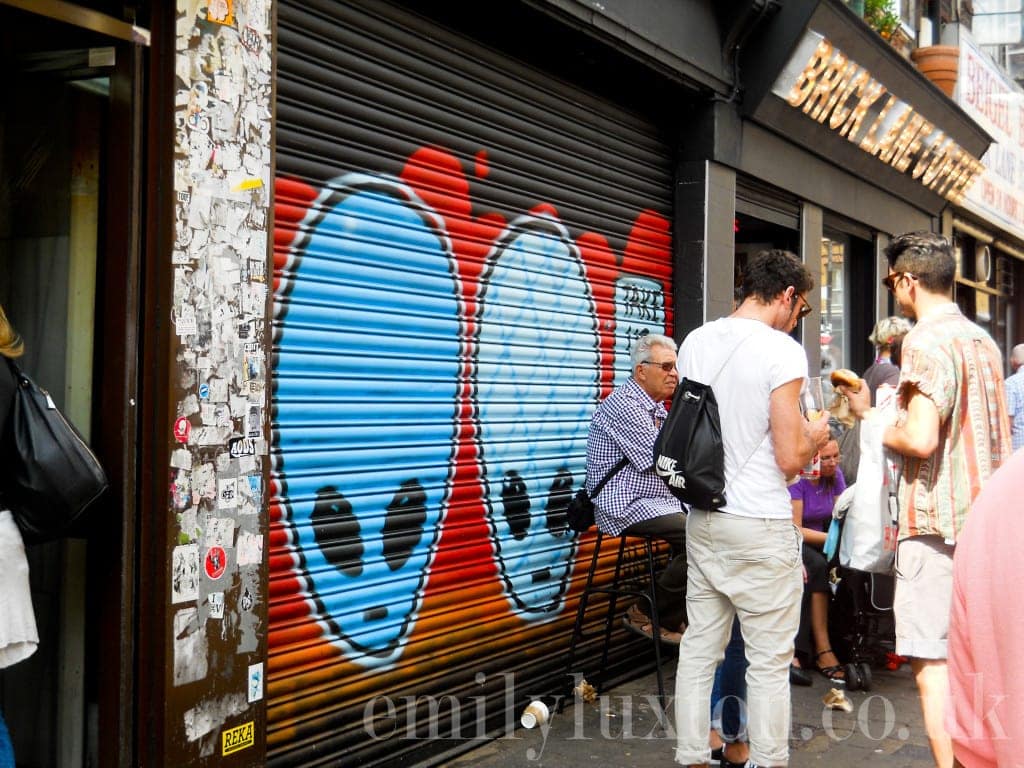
(473, 214, 600, 615)
(274, 174, 458, 667)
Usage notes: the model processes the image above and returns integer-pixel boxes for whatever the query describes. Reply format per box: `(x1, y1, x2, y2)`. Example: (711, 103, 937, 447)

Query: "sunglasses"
(882, 272, 916, 293)
(792, 293, 812, 319)
(640, 360, 676, 373)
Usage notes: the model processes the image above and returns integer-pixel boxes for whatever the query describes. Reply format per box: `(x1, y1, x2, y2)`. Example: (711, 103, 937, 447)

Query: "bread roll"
(830, 368, 861, 392)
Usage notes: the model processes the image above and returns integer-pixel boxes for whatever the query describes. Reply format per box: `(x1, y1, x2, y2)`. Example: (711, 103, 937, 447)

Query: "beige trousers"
(673, 510, 802, 767)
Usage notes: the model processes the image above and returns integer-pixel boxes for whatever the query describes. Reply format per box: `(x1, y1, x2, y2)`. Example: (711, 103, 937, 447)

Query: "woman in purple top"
(789, 438, 847, 682)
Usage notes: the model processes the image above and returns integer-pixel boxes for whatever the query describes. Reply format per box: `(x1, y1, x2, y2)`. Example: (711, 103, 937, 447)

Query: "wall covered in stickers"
(269, 2, 675, 765)
(167, 0, 272, 762)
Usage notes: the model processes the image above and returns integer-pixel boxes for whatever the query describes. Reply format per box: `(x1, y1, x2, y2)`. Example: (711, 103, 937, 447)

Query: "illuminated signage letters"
(772, 33, 984, 204)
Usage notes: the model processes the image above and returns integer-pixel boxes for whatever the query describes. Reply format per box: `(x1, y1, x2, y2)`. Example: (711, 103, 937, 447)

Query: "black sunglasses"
(792, 293, 812, 319)
(640, 360, 676, 373)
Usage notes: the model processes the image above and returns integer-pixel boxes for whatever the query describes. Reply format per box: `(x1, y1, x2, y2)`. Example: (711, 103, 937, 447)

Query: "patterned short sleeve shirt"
(896, 304, 1011, 541)
(585, 377, 684, 536)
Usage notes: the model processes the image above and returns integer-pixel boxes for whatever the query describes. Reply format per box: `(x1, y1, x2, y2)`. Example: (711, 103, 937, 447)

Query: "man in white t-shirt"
(673, 249, 830, 768)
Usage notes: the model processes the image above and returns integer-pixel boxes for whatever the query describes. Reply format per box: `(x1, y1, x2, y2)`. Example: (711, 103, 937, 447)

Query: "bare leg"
(911, 658, 954, 768)
(811, 591, 843, 678)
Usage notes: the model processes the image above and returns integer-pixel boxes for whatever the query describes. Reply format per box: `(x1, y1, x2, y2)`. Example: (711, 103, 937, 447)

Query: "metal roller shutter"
(270, 2, 674, 765)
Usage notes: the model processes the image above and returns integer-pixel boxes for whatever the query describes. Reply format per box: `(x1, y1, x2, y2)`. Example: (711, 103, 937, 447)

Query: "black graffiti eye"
(312, 486, 363, 577)
(501, 470, 531, 541)
(382, 479, 427, 571)
(545, 466, 574, 535)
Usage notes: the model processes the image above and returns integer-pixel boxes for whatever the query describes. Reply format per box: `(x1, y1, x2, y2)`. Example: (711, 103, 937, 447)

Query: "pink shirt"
(946, 449, 1024, 766)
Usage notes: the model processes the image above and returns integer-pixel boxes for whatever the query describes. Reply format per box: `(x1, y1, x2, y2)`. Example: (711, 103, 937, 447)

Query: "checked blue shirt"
(585, 377, 685, 536)
(1007, 368, 1024, 451)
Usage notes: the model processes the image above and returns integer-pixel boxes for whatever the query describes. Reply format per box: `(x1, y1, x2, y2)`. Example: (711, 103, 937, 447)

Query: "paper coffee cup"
(520, 700, 549, 728)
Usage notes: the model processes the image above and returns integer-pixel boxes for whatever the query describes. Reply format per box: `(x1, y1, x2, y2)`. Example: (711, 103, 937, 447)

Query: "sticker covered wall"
(269, 2, 673, 765)
(167, 0, 273, 761)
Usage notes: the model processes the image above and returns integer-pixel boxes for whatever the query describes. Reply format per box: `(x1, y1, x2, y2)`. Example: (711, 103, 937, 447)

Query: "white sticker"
(209, 378, 229, 403)
(208, 592, 224, 619)
(170, 448, 193, 471)
(218, 478, 238, 509)
(236, 531, 263, 566)
(176, 304, 198, 337)
(247, 662, 264, 703)
(171, 544, 200, 604)
(204, 516, 236, 548)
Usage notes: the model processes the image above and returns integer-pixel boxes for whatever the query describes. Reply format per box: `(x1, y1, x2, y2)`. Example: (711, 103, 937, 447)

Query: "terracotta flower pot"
(911, 45, 959, 97)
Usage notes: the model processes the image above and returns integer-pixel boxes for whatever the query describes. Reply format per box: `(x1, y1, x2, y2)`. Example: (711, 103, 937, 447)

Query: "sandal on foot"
(815, 648, 846, 681)
(622, 609, 683, 645)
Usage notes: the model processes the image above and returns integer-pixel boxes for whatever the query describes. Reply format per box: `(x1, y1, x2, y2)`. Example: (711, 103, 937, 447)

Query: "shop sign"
(957, 34, 1024, 242)
(771, 31, 985, 205)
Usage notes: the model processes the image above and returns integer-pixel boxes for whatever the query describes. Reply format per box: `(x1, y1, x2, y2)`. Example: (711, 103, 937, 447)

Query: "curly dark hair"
(884, 231, 955, 293)
(736, 249, 813, 305)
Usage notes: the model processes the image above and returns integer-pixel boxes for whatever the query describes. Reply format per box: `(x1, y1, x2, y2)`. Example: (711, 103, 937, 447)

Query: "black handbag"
(1, 358, 109, 543)
(566, 457, 629, 533)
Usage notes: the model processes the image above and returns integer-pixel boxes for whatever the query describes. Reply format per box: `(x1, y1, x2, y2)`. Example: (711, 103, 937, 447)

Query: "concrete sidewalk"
(446, 657, 934, 768)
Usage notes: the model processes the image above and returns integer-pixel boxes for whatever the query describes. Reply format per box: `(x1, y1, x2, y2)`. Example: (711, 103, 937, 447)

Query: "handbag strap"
(590, 456, 629, 500)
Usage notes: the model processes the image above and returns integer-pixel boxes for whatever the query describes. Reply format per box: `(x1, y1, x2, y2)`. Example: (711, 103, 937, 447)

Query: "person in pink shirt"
(946, 448, 1024, 767)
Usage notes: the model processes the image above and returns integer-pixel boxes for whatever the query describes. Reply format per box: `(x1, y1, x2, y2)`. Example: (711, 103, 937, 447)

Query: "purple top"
(789, 469, 847, 533)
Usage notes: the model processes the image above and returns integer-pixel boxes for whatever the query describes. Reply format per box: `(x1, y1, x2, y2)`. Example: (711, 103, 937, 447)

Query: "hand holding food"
(829, 368, 862, 392)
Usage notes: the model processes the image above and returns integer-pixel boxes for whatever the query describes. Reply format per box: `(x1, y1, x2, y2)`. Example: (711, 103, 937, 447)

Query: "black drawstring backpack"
(1, 358, 109, 543)
(653, 333, 757, 510)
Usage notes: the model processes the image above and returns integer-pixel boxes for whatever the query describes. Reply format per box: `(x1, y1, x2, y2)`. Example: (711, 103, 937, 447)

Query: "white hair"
(1012, 344, 1024, 367)
(631, 332, 676, 369)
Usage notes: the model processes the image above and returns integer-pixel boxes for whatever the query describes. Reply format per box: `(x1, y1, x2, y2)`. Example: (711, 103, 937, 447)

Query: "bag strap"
(708, 329, 767, 492)
(590, 456, 629, 500)
(707, 329, 759, 389)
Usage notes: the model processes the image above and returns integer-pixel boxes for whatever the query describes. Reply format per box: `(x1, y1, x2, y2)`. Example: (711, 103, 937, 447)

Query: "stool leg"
(596, 535, 629, 694)
(566, 531, 603, 686)
(644, 537, 666, 704)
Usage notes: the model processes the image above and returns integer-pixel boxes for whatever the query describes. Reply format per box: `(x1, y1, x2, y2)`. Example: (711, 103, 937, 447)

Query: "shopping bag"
(839, 410, 898, 573)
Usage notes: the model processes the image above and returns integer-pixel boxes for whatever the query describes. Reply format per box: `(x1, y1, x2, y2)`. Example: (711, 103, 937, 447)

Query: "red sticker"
(205, 546, 227, 580)
(173, 416, 191, 443)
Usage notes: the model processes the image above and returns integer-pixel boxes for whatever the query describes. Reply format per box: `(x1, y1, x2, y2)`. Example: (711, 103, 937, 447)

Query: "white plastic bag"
(839, 409, 899, 574)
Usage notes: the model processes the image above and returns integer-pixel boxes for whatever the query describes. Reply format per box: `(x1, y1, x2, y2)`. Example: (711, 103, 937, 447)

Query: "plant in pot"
(863, 0, 901, 40)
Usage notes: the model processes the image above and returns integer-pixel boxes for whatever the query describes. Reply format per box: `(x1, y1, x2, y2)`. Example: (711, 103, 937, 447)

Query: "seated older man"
(585, 332, 687, 643)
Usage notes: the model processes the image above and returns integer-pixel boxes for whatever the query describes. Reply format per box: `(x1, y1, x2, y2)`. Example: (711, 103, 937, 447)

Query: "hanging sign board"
(956, 33, 1024, 243)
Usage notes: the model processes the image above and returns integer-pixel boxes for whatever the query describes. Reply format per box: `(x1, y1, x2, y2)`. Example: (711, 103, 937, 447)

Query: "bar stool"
(566, 529, 670, 703)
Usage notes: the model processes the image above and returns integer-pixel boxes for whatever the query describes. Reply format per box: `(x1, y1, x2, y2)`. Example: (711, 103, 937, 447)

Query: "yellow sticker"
(222, 721, 254, 756)
(231, 178, 264, 192)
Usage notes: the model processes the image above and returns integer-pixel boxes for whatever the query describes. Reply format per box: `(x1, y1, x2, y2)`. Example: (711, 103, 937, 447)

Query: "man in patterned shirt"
(842, 231, 1011, 768)
(585, 332, 687, 644)
(1005, 343, 1024, 452)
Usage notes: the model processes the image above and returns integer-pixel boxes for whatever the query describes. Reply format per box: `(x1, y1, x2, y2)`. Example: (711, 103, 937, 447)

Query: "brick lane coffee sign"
(771, 31, 985, 205)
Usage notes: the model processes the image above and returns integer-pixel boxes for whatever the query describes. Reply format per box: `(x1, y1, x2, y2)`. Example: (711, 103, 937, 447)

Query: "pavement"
(444, 656, 935, 768)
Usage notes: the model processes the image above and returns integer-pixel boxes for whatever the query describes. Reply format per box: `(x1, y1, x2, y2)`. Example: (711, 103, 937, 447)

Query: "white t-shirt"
(678, 317, 808, 519)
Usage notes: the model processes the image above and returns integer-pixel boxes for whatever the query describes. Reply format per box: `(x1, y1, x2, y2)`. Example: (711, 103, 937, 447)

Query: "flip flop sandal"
(815, 648, 846, 681)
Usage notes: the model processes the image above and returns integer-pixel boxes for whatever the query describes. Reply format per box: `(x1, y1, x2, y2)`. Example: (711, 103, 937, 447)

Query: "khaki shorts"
(893, 535, 954, 659)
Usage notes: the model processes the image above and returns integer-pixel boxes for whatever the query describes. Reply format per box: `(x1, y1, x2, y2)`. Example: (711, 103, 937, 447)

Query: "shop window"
(819, 235, 847, 379)
(953, 232, 1010, 352)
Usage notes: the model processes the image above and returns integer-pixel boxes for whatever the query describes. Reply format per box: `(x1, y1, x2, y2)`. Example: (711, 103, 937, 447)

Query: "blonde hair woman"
(0, 303, 37, 767)
(0, 305, 23, 359)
